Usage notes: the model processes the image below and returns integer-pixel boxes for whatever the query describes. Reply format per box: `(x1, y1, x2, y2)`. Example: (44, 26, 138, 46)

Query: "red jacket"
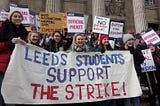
(0, 20, 28, 73)
(0, 41, 12, 73)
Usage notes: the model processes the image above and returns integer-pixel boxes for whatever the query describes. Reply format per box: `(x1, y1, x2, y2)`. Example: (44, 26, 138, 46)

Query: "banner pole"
(146, 72, 153, 94)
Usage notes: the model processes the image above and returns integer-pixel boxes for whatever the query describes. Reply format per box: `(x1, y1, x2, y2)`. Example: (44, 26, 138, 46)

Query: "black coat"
(0, 19, 28, 42)
(45, 39, 66, 52)
(128, 47, 145, 76)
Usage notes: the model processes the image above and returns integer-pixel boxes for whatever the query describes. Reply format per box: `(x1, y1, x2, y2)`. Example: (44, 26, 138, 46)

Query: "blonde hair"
(27, 31, 39, 43)
(124, 40, 136, 50)
(71, 33, 89, 51)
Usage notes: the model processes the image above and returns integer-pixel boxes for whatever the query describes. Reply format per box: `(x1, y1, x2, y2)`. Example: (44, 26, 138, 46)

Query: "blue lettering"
(118, 54, 125, 64)
(51, 54, 59, 66)
(69, 68, 76, 82)
(61, 53, 67, 66)
(57, 68, 67, 83)
(111, 54, 118, 64)
(99, 54, 106, 64)
(34, 50, 41, 64)
(83, 55, 88, 66)
(46, 67, 56, 83)
(88, 55, 95, 65)
(96, 67, 104, 79)
(78, 68, 86, 81)
(95, 54, 100, 65)
(76, 55, 83, 67)
(42, 52, 50, 66)
(102, 65, 111, 79)
(25, 47, 32, 62)
(106, 54, 114, 64)
(87, 68, 94, 81)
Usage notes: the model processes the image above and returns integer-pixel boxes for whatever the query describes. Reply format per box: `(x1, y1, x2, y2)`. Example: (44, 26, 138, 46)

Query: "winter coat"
(45, 39, 66, 52)
(0, 20, 28, 73)
(125, 47, 145, 76)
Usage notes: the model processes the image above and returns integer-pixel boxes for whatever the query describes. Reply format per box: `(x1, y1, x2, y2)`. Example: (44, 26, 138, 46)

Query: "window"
(145, 0, 154, 5)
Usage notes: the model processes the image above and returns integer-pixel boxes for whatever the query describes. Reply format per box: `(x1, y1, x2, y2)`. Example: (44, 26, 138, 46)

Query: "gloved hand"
(128, 47, 135, 54)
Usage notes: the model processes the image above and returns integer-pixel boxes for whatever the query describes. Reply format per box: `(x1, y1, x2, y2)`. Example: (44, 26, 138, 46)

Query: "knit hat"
(123, 34, 134, 43)
(8, 10, 24, 21)
(99, 34, 109, 43)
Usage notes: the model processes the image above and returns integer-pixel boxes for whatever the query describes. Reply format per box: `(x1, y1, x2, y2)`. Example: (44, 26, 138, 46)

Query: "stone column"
(92, 0, 106, 19)
(45, 0, 61, 12)
(0, 0, 9, 11)
(132, 0, 148, 33)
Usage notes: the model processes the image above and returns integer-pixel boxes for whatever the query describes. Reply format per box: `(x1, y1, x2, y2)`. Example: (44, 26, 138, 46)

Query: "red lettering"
(65, 84, 74, 100)
(40, 84, 51, 99)
(87, 84, 94, 99)
(123, 82, 126, 95)
(95, 84, 103, 99)
(147, 36, 158, 44)
(50, 86, 59, 100)
(31, 83, 41, 99)
(41, 28, 62, 33)
(70, 25, 83, 29)
(75, 84, 85, 100)
(68, 20, 83, 24)
(31, 83, 59, 100)
(111, 82, 120, 96)
(104, 83, 110, 97)
(144, 33, 155, 40)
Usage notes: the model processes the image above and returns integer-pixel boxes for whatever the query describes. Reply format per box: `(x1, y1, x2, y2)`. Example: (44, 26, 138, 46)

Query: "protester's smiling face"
(30, 33, 39, 43)
(53, 32, 61, 43)
(149, 45, 155, 52)
(11, 12, 23, 27)
(76, 35, 84, 46)
(102, 38, 109, 46)
(126, 39, 134, 47)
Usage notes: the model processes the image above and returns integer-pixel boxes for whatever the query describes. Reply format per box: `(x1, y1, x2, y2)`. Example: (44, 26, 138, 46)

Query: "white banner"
(92, 16, 110, 34)
(2, 44, 142, 104)
(141, 49, 156, 72)
(109, 21, 124, 38)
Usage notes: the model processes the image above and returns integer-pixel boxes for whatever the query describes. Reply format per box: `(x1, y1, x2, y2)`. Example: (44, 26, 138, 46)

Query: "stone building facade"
(0, 0, 160, 34)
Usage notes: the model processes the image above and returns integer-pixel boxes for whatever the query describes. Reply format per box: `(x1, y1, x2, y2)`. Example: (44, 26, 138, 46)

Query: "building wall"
(9, 0, 160, 32)
(10, 0, 46, 13)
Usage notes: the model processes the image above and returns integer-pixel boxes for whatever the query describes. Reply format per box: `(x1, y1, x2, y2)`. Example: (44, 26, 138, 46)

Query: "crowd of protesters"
(0, 10, 160, 106)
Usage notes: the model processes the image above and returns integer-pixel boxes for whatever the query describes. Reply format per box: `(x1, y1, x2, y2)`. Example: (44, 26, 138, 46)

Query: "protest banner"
(141, 29, 160, 45)
(40, 12, 67, 34)
(67, 12, 85, 33)
(9, 5, 30, 25)
(109, 21, 124, 38)
(141, 49, 156, 72)
(92, 16, 110, 34)
(2, 44, 142, 104)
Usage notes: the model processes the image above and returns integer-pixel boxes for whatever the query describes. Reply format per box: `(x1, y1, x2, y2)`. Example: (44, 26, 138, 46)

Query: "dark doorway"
(148, 23, 159, 31)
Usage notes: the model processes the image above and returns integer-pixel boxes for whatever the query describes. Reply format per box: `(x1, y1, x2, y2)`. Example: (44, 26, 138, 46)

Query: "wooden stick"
(146, 72, 153, 94)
